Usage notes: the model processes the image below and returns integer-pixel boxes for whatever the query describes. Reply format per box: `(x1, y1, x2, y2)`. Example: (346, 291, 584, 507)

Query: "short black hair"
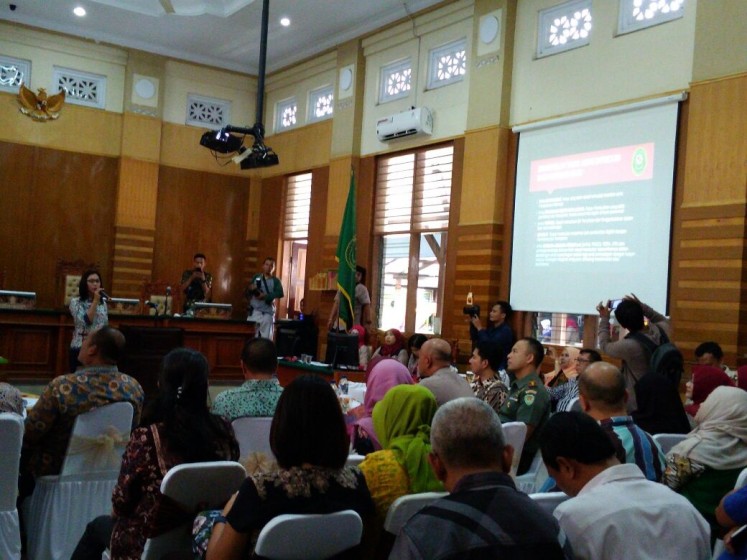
(408, 333, 428, 351)
(519, 337, 545, 369)
(475, 341, 504, 372)
(90, 326, 125, 364)
(579, 348, 602, 362)
(193, 253, 206, 260)
(241, 338, 277, 374)
(614, 299, 644, 331)
(494, 300, 513, 320)
(270, 375, 349, 469)
(540, 411, 616, 470)
(356, 265, 366, 284)
(695, 341, 723, 360)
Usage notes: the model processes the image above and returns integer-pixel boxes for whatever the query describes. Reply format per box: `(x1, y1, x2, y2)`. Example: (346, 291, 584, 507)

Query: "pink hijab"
(354, 359, 413, 451)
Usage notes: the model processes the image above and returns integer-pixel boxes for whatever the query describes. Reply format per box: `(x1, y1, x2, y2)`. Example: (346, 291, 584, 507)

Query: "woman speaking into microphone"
(68, 269, 109, 372)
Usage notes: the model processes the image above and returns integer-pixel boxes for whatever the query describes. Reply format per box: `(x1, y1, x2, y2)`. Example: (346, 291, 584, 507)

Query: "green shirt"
(498, 371, 550, 474)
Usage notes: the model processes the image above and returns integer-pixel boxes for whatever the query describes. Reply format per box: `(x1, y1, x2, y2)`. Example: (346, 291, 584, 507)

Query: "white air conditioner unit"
(376, 107, 433, 142)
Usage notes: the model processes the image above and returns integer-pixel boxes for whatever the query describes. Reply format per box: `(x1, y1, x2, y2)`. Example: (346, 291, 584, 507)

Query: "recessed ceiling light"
(73, 6, 86, 17)
(280, 16, 290, 27)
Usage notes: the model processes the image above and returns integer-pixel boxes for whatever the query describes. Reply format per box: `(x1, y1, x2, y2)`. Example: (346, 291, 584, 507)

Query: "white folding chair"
(502, 422, 527, 477)
(254, 510, 363, 559)
(383, 492, 448, 535)
(514, 450, 548, 494)
(141, 461, 246, 560)
(528, 491, 570, 516)
(652, 433, 687, 454)
(231, 416, 274, 459)
(24, 402, 134, 560)
(346, 453, 365, 467)
(0, 413, 24, 560)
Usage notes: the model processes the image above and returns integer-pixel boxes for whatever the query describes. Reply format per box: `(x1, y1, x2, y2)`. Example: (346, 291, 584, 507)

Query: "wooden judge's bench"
(0, 309, 254, 394)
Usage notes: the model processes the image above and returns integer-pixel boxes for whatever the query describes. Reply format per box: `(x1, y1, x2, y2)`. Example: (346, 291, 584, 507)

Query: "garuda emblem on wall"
(18, 83, 66, 121)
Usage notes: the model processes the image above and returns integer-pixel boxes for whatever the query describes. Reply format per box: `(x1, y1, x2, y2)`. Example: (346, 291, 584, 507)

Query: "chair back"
(232, 416, 274, 459)
(254, 510, 363, 560)
(652, 433, 687, 455)
(141, 279, 176, 316)
(383, 492, 448, 535)
(0, 414, 23, 560)
(60, 402, 133, 477)
(141, 461, 246, 560)
(502, 422, 527, 477)
(56, 259, 98, 308)
(735, 467, 747, 489)
(528, 491, 570, 516)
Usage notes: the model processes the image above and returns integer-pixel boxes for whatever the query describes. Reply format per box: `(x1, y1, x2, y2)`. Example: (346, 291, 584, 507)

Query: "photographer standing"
(246, 257, 284, 339)
(180, 253, 212, 313)
(468, 300, 514, 372)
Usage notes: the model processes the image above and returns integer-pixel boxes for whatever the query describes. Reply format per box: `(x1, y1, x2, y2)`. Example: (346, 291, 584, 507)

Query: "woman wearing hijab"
(349, 359, 413, 455)
(359, 385, 443, 521)
(371, 329, 408, 365)
(349, 324, 371, 369)
(684, 365, 734, 425)
(663, 386, 747, 533)
(544, 346, 580, 388)
(631, 370, 691, 435)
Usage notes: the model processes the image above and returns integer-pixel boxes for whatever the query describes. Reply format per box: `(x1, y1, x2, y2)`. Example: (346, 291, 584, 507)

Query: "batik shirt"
(211, 379, 283, 421)
(22, 366, 144, 477)
(471, 375, 508, 414)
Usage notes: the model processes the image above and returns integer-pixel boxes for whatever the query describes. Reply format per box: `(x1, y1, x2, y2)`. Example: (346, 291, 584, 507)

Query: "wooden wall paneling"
(112, 226, 155, 299)
(356, 157, 375, 270)
(255, 175, 284, 267)
(304, 166, 330, 328)
(242, 238, 258, 319)
(441, 137, 465, 341)
(154, 166, 249, 316)
(0, 142, 35, 296)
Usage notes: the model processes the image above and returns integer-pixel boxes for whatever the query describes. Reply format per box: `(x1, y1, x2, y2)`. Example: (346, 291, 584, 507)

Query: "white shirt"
(554, 463, 711, 560)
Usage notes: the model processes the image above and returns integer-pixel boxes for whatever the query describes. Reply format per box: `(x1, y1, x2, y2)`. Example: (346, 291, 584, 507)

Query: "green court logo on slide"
(632, 147, 647, 175)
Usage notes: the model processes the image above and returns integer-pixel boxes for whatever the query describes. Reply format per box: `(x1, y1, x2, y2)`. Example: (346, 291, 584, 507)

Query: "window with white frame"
(53, 66, 106, 109)
(308, 85, 334, 123)
(379, 59, 412, 103)
(537, 0, 592, 58)
(427, 39, 467, 90)
(186, 94, 231, 128)
(374, 144, 454, 334)
(282, 172, 312, 316)
(0, 55, 30, 93)
(618, 0, 685, 35)
(275, 97, 298, 131)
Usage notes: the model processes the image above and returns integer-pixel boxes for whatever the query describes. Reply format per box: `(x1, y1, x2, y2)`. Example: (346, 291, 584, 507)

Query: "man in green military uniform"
(499, 337, 551, 474)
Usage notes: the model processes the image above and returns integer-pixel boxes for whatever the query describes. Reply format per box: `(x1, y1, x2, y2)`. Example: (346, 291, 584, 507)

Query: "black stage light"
(199, 128, 243, 153)
(238, 141, 280, 169)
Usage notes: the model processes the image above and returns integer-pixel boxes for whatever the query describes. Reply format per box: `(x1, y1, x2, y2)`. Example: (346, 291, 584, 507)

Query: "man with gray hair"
(390, 398, 571, 559)
(417, 338, 473, 406)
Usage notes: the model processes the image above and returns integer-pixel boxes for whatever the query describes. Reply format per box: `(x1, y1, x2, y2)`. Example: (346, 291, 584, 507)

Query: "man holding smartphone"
(180, 253, 212, 312)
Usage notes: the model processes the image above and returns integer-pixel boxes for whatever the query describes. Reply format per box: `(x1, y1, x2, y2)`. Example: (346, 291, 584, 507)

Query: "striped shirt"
(600, 416, 665, 482)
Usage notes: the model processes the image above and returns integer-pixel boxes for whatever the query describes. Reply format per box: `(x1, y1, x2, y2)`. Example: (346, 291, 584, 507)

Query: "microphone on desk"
(145, 300, 159, 312)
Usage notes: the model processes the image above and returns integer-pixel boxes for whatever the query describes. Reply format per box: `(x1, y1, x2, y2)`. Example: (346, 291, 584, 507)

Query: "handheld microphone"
(99, 290, 109, 301)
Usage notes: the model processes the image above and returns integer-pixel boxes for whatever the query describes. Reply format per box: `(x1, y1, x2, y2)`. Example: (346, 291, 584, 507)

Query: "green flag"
(335, 170, 357, 330)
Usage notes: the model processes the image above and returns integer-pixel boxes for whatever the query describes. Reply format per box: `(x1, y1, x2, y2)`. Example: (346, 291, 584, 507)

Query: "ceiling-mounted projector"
(199, 129, 243, 153)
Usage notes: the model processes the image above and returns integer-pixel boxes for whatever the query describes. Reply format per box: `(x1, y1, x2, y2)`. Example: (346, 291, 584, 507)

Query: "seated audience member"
(212, 338, 283, 421)
(578, 361, 665, 481)
(684, 364, 734, 426)
(391, 398, 571, 560)
(738, 366, 747, 392)
(468, 300, 514, 371)
(71, 348, 239, 560)
(21, 327, 144, 486)
(544, 346, 580, 388)
(468, 341, 508, 414)
(417, 338, 473, 406)
(203, 375, 374, 559)
(406, 333, 428, 380)
(498, 337, 550, 475)
(695, 341, 737, 383)
(596, 294, 671, 412)
(350, 324, 372, 369)
(358, 385, 443, 526)
(541, 411, 711, 560)
(716, 485, 747, 560)
(372, 328, 408, 365)
(0, 382, 24, 415)
(349, 359, 413, 455)
(631, 369, 691, 435)
(663, 386, 747, 534)
(548, 348, 601, 412)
